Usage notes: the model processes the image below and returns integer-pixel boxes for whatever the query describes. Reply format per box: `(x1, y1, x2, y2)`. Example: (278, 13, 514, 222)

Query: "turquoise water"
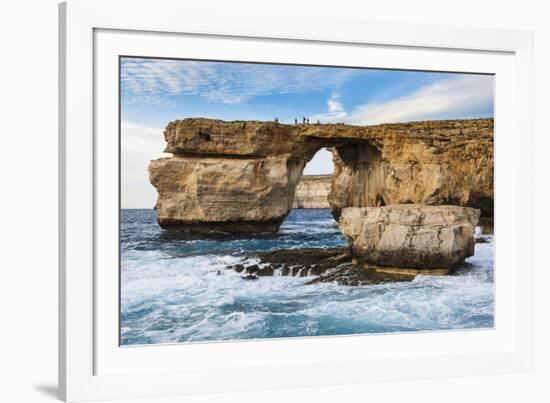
(120, 209, 494, 345)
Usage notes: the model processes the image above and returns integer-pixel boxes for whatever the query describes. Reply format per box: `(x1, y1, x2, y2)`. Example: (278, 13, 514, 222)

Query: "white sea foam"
(120, 209, 494, 345)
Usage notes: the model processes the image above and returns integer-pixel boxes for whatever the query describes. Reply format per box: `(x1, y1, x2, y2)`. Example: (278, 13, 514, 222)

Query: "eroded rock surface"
(339, 205, 480, 269)
(149, 155, 303, 233)
(226, 247, 420, 285)
(149, 118, 493, 233)
(227, 247, 351, 277)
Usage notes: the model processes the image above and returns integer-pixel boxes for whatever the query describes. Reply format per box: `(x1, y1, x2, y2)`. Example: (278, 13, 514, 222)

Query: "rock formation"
(149, 118, 493, 233)
(149, 155, 300, 233)
(338, 205, 480, 270)
(226, 247, 422, 285)
(292, 174, 331, 208)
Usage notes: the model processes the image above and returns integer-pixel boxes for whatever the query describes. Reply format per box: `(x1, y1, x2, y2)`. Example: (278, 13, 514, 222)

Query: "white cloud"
(327, 95, 344, 113)
(121, 59, 355, 106)
(120, 121, 167, 208)
(349, 75, 494, 125)
(312, 75, 493, 125)
(311, 92, 348, 123)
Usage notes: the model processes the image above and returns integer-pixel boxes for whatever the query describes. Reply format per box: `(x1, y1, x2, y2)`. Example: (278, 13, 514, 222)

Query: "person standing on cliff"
(303, 116, 306, 124)
(295, 118, 298, 125)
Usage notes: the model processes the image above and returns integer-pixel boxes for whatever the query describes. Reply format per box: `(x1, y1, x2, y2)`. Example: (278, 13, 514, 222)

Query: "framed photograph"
(59, 0, 534, 401)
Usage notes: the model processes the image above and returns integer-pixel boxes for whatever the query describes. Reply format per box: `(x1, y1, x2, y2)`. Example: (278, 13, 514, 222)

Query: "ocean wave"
(120, 209, 494, 345)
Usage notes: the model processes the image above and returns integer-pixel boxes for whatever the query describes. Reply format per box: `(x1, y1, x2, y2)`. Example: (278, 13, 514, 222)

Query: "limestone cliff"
(292, 175, 331, 209)
(149, 118, 493, 233)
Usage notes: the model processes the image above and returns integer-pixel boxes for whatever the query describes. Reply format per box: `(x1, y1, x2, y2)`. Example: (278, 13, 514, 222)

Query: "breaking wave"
(120, 209, 494, 345)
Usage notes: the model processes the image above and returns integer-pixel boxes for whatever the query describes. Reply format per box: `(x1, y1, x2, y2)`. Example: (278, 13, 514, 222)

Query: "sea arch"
(148, 118, 493, 234)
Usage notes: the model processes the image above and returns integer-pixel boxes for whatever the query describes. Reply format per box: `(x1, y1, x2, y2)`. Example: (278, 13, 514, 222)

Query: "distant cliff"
(293, 175, 331, 208)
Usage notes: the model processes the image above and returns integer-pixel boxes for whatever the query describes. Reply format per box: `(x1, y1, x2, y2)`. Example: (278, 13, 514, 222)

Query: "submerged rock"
(339, 205, 480, 269)
(244, 264, 260, 274)
(256, 267, 274, 276)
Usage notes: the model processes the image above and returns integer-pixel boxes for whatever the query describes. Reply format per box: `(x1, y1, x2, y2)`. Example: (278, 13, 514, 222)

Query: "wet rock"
(475, 237, 490, 244)
(478, 217, 494, 235)
(291, 267, 302, 276)
(304, 263, 433, 286)
(227, 248, 351, 278)
(255, 247, 351, 271)
(256, 267, 274, 276)
(244, 264, 259, 274)
(227, 243, 465, 286)
(281, 265, 291, 276)
(231, 264, 245, 273)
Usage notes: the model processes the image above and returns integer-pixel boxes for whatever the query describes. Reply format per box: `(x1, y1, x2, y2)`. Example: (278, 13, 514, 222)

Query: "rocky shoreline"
(225, 247, 436, 286)
(225, 231, 491, 285)
(227, 247, 411, 285)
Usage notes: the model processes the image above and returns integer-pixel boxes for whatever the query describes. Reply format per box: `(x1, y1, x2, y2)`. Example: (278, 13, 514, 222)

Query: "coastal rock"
(293, 174, 331, 208)
(149, 155, 304, 233)
(150, 118, 493, 233)
(339, 205, 480, 269)
(227, 248, 351, 277)
(227, 247, 427, 285)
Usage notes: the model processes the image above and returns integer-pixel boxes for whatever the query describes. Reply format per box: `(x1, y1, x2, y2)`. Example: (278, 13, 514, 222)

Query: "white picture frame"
(59, 0, 534, 401)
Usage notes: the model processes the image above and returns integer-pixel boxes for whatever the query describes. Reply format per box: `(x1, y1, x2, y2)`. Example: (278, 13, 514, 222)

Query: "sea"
(120, 208, 494, 345)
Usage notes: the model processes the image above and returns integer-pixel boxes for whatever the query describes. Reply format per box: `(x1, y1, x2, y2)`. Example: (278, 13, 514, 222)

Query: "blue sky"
(120, 57, 494, 208)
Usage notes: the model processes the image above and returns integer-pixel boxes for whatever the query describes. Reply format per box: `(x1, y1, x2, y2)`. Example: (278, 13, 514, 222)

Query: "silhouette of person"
(295, 118, 298, 125)
(303, 116, 306, 124)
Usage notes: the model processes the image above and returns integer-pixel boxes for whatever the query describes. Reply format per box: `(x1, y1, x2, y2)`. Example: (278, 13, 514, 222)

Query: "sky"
(121, 57, 494, 208)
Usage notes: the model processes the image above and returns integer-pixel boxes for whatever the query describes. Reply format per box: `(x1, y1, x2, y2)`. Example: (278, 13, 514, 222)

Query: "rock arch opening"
(292, 148, 335, 209)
